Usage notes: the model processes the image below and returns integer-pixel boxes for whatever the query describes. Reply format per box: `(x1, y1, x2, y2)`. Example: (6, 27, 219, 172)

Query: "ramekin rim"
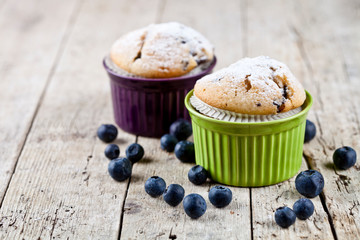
(185, 89, 313, 126)
(102, 56, 217, 82)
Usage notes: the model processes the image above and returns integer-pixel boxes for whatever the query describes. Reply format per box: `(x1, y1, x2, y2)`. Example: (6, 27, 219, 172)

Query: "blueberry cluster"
(274, 169, 323, 228)
(144, 176, 186, 208)
(157, 120, 233, 218)
(160, 119, 195, 163)
(275, 143, 357, 229)
(98, 120, 358, 230)
(275, 198, 315, 228)
(97, 124, 145, 182)
(144, 175, 232, 219)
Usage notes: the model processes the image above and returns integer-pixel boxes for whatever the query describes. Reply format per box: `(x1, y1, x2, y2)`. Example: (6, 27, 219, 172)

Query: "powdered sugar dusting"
(198, 56, 295, 96)
(148, 22, 212, 62)
(104, 55, 212, 78)
(194, 56, 306, 115)
(110, 22, 214, 78)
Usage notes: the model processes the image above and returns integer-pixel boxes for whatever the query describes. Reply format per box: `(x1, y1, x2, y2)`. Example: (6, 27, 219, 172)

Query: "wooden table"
(0, 0, 359, 239)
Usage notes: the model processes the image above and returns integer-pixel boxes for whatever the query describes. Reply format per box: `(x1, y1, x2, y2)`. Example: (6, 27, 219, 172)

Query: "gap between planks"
(249, 188, 254, 240)
(294, 3, 341, 236)
(242, 2, 253, 239)
(302, 153, 338, 240)
(302, 151, 338, 240)
(117, 0, 165, 237)
(118, 135, 139, 240)
(118, 0, 334, 239)
(0, 0, 84, 210)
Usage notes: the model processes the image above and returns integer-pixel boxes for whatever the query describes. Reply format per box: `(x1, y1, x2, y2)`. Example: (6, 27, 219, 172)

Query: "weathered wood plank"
(0, 0, 80, 206)
(251, 160, 333, 240)
(293, 0, 360, 238)
(243, 0, 334, 239)
(0, 0, 159, 239)
(122, 136, 251, 240)
(0, 0, 7, 12)
(0, 0, 358, 239)
(121, 0, 252, 239)
(159, 0, 246, 69)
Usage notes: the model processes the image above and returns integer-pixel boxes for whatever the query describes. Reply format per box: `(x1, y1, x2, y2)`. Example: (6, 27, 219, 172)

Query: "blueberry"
(97, 124, 118, 143)
(304, 120, 316, 143)
(104, 144, 120, 160)
(293, 198, 315, 220)
(295, 170, 324, 198)
(163, 184, 185, 207)
(145, 176, 166, 197)
(170, 119, 192, 141)
(188, 165, 208, 185)
(208, 186, 232, 208)
(174, 141, 195, 163)
(333, 146, 357, 170)
(274, 206, 296, 228)
(126, 143, 144, 164)
(183, 193, 207, 219)
(108, 158, 132, 181)
(160, 134, 178, 152)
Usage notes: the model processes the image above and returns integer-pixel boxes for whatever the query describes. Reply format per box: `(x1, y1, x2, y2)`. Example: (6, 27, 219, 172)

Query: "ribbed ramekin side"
(110, 80, 194, 137)
(192, 119, 306, 187)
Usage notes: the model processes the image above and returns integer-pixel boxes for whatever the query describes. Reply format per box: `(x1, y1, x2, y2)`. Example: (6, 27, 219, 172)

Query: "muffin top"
(110, 22, 214, 78)
(194, 56, 306, 115)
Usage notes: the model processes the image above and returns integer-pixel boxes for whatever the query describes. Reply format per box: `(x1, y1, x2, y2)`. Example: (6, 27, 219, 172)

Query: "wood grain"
(120, 0, 251, 239)
(161, 0, 245, 69)
(0, 0, 158, 238)
(245, 0, 334, 239)
(121, 136, 251, 240)
(0, 0, 359, 239)
(0, 0, 80, 206)
(294, 0, 360, 238)
(251, 160, 333, 240)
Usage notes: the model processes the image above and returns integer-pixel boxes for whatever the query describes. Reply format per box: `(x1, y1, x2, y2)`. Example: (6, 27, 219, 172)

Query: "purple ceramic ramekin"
(103, 57, 217, 138)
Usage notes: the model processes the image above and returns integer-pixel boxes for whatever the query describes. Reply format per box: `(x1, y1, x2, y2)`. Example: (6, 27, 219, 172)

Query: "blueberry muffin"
(185, 56, 313, 186)
(109, 22, 214, 78)
(193, 56, 306, 116)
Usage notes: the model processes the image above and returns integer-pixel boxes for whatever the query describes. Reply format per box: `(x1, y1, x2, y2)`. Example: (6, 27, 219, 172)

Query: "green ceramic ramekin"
(185, 90, 313, 187)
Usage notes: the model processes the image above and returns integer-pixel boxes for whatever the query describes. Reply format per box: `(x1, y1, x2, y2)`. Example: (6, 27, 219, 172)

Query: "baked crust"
(194, 56, 306, 115)
(110, 22, 214, 78)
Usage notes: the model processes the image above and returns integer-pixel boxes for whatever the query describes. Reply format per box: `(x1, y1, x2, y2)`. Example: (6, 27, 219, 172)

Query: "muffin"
(103, 22, 216, 137)
(185, 56, 312, 187)
(192, 56, 306, 122)
(108, 22, 214, 78)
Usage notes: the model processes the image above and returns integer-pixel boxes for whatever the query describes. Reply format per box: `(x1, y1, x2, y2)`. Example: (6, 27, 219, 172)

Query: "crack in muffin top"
(110, 22, 214, 78)
(194, 56, 306, 115)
